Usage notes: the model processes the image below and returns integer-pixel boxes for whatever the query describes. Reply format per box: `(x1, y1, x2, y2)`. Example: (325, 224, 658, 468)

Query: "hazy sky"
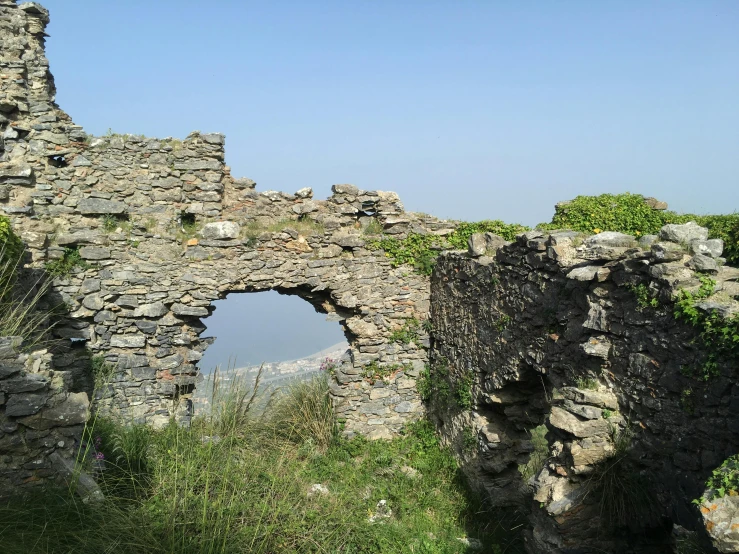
(36, 1, 739, 365)
(41, 0, 738, 226)
(197, 292, 346, 372)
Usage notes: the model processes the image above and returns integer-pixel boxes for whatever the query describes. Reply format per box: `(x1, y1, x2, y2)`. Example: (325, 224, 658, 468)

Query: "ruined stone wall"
(0, 0, 454, 493)
(430, 227, 739, 552)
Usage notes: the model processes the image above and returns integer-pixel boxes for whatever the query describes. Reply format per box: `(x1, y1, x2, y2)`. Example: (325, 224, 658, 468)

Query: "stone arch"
(41, 176, 451, 437)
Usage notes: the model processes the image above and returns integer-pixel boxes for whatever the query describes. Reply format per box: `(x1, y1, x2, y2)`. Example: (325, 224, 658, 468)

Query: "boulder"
(468, 233, 508, 257)
(659, 221, 709, 244)
(690, 239, 724, 258)
(200, 221, 240, 240)
(77, 198, 127, 215)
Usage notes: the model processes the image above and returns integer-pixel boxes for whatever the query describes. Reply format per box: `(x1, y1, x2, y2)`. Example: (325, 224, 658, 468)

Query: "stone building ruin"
(2, 2, 739, 552)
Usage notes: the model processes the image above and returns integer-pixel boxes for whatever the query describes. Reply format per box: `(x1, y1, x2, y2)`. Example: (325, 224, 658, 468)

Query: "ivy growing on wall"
(673, 276, 739, 380)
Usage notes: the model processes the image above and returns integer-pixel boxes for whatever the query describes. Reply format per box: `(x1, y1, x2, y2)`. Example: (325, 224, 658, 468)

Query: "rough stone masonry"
(431, 225, 739, 552)
(3, 2, 739, 553)
(0, 0, 452, 490)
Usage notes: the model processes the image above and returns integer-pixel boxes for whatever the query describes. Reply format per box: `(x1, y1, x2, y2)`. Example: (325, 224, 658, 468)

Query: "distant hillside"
(192, 341, 349, 416)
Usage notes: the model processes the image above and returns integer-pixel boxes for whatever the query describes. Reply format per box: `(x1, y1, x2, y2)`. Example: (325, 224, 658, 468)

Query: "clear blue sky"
(37, 1, 739, 366)
(41, 0, 738, 225)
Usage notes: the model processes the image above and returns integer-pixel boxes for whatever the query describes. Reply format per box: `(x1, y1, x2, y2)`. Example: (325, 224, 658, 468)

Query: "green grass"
(0, 374, 511, 554)
(518, 425, 548, 482)
(0, 228, 57, 346)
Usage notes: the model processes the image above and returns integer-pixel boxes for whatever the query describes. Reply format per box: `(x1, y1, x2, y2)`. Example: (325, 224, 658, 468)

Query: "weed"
(100, 214, 130, 233)
(388, 317, 421, 345)
(495, 313, 511, 332)
(362, 218, 384, 235)
(446, 220, 530, 249)
(584, 424, 660, 530)
(89, 353, 116, 390)
(418, 358, 452, 408)
(454, 371, 474, 410)
(602, 409, 613, 419)
(518, 425, 549, 481)
(576, 377, 599, 390)
(0, 241, 57, 346)
(674, 275, 739, 380)
(417, 364, 433, 401)
(362, 361, 410, 382)
(627, 283, 660, 310)
(0, 380, 507, 553)
(462, 427, 478, 453)
(46, 246, 91, 277)
(680, 388, 695, 415)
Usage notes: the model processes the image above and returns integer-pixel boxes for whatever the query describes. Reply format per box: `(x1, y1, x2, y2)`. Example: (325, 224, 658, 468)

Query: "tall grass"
(0, 243, 55, 345)
(0, 370, 513, 553)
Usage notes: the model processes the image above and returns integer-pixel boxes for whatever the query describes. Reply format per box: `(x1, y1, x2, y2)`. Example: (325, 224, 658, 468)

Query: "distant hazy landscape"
(192, 341, 349, 416)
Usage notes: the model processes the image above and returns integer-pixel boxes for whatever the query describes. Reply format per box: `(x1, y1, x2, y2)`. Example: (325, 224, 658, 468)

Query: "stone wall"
(430, 225, 739, 552)
(1, 0, 445, 458)
(0, 334, 88, 495)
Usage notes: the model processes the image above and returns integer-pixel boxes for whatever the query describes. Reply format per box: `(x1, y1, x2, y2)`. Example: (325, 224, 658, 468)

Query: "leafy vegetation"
(673, 276, 739, 380)
(100, 214, 131, 233)
(45, 246, 90, 276)
(417, 359, 453, 409)
(445, 220, 530, 250)
(362, 361, 412, 383)
(462, 427, 478, 454)
(536, 193, 739, 265)
(388, 317, 421, 345)
(368, 233, 440, 276)
(701, 454, 739, 500)
(454, 372, 474, 410)
(368, 219, 530, 276)
(0, 374, 511, 553)
(576, 377, 599, 390)
(627, 283, 660, 310)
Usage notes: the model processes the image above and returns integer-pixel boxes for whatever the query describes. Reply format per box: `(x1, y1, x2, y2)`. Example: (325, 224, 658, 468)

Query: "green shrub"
(368, 233, 440, 275)
(536, 193, 739, 265)
(673, 276, 739, 380)
(627, 283, 660, 310)
(446, 220, 530, 249)
(369, 218, 530, 276)
(538, 193, 671, 236)
(691, 213, 739, 266)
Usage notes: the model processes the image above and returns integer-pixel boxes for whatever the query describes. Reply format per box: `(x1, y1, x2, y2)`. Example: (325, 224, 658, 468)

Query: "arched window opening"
(193, 290, 347, 414)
